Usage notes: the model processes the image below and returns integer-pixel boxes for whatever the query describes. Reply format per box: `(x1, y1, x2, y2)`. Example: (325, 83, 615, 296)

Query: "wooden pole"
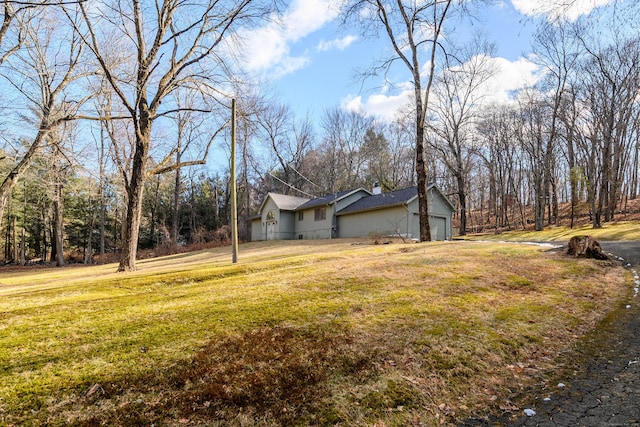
(230, 99, 239, 263)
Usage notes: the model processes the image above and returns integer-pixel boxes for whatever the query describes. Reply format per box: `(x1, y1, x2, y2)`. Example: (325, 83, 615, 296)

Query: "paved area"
(462, 242, 640, 427)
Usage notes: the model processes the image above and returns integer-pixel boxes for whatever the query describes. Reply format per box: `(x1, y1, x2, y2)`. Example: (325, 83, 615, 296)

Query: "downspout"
(330, 202, 336, 239)
(404, 204, 411, 238)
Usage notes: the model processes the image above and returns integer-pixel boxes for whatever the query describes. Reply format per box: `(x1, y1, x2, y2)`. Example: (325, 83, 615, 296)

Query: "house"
(251, 183, 455, 242)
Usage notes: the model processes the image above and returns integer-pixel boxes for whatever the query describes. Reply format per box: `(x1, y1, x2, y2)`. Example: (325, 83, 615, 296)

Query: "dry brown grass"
(0, 239, 630, 426)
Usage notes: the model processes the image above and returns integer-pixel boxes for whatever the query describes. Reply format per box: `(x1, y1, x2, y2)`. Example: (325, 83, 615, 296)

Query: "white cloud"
(317, 35, 358, 52)
(511, 0, 614, 22)
(240, 0, 343, 77)
(284, 0, 342, 39)
(478, 56, 543, 105)
(341, 56, 543, 121)
(341, 82, 414, 121)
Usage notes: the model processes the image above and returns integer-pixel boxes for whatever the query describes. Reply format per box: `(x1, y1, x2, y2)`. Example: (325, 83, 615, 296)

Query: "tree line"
(0, 0, 638, 269)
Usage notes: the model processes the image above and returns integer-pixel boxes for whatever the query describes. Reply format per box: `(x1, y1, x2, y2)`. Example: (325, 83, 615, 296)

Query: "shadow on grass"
(67, 325, 377, 426)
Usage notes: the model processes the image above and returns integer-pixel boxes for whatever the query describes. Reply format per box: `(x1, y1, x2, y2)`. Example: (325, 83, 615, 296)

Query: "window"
(298, 211, 304, 221)
(266, 210, 275, 221)
(314, 208, 326, 221)
(298, 234, 303, 240)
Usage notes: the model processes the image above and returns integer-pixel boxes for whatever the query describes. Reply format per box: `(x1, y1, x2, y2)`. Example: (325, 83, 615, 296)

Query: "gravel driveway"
(462, 241, 640, 427)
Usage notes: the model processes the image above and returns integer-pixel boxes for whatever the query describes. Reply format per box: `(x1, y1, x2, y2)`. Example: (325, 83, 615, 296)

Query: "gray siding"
(338, 206, 411, 238)
(335, 190, 369, 211)
(251, 185, 454, 242)
(294, 190, 370, 239)
(255, 197, 298, 240)
(427, 187, 453, 218)
(250, 218, 261, 241)
(279, 212, 297, 239)
(405, 189, 453, 240)
(295, 206, 334, 239)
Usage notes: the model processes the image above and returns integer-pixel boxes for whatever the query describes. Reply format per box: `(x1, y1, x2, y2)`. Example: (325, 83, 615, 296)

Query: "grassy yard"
(464, 220, 640, 242)
(0, 239, 631, 426)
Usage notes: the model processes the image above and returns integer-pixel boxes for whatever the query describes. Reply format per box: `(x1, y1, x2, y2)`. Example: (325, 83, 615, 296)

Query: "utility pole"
(230, 99, 239, 263)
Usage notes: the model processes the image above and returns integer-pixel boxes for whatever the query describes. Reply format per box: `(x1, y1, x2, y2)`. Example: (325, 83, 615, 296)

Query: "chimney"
(372, 182, 382, 195)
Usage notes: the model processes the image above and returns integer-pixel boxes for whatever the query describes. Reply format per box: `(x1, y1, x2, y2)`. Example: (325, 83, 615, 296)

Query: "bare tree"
(477, 106, 527, 230)
(386, 114, 417, 188)
(0, 0, 27, 65)
(69, 0, 274, 271)
(575, 33, 640, 227)
(49, 146, 67, 267)
(346, 0, 486, 241)
(257, 102, 293, 190)
(0, 6, 86, 233)
(428, 39, 495, 235)
(319, 107, 373, 192)
(155, 91, 227, 246)
(531, 20, 583, 228)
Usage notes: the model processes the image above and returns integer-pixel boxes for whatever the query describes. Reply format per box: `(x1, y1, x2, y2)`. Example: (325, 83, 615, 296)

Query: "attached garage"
(251, 184, 455, 242)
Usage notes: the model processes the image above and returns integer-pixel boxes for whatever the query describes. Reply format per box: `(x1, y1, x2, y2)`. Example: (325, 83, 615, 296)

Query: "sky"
(236, 0, 619, 126)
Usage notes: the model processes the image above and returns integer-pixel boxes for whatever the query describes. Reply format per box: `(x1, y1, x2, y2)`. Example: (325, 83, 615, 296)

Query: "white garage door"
(430, 216, 446, 241)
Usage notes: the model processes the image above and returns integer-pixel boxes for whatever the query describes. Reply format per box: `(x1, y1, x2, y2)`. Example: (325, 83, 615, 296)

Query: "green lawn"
(0, 239, 631, 426)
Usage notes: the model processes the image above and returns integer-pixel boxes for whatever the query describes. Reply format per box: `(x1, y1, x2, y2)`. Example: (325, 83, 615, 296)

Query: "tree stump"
(566, 235, 608, 260)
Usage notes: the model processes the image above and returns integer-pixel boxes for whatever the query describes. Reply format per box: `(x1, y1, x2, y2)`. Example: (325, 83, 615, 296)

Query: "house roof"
(336, 184, 455, 216)
(296, 188, 369, 210)
(260, 192, 310, 213)
(258, 184, 454, 217)
(336, 186, 418, 215)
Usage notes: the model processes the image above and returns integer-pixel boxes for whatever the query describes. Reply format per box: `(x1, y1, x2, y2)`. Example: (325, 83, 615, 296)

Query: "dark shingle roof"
(337, 187, 418, 215)
(297, 189, 357, 210)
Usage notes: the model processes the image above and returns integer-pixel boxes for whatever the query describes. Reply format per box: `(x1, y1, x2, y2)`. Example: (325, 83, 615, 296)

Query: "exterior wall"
(278, 211, 297, 239)
(251, 187, 454, 242)
(429, 187, 454, 240)
(294, 206, 334, 239)
(254, 197, 298, 240)
(293, 190, 369, 240)
(427, 187, 453, 220)
(337, 206, 411, 238)
(406, 189, 453, 240)
(250, 218, 261, 241)
(335, 190, 369, 211)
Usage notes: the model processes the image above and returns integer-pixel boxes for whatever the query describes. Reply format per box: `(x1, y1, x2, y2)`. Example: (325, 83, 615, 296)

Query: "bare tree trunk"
(118, 126, 149, 272)
(20, 229, 25, 265)
(85, 204, 94, 264)
(12, 215, 17, 264)
(53, 183, 64, 267)
(41, 204, 47, 263)
(456, 171, 467, 236)
(171, 153, 181, 246)
(98, 123, 106, 258)
(416, 121, 432, 241)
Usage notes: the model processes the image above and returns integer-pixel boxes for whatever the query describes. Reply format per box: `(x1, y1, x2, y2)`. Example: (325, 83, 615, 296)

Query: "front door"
(266, 222, 276, 240)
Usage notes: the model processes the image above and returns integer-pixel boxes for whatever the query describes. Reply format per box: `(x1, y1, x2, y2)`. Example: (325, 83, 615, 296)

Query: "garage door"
(429, 216, 446, 241)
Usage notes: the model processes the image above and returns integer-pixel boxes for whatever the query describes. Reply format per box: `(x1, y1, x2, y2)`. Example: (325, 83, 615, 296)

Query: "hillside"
(0, 240, 629, 426)
(463, 198, 640, 235)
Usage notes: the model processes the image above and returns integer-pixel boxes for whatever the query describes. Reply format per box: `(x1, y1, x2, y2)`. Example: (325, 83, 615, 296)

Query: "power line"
(268, 172, 315, 198)
(288, 164, 322, 191)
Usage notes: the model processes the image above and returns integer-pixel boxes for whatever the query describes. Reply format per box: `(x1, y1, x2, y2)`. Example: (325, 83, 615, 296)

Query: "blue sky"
(237, 0, 617, 125)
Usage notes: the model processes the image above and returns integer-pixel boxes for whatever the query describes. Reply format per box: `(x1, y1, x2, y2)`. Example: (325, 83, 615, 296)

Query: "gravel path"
(462, 241, 640, 427)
